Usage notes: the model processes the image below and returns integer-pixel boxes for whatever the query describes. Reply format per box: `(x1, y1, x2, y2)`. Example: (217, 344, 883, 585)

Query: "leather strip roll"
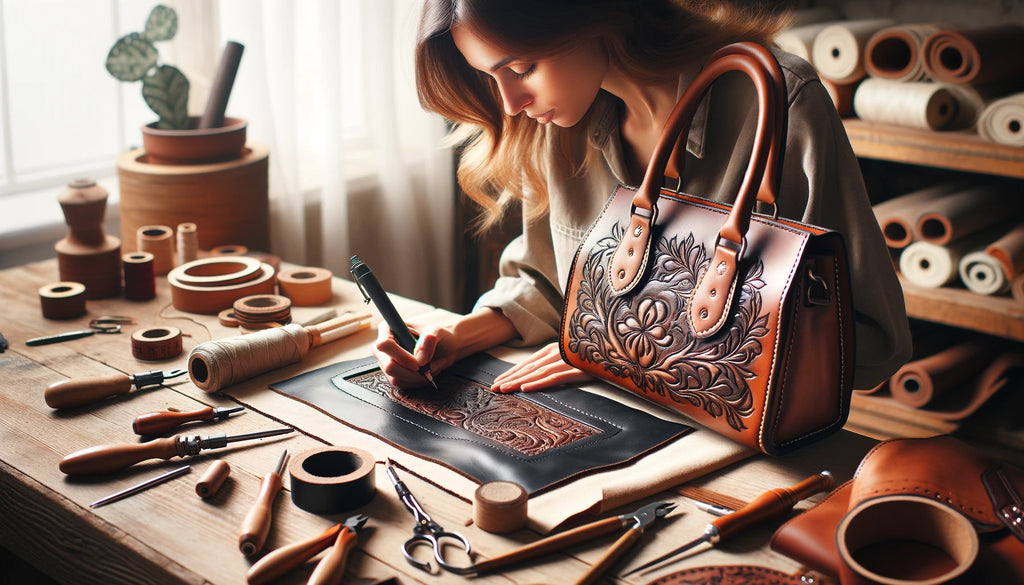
(278, 267, 333, 306)
(836, 495, 978, 585)
(473, 480, 528, 534)
(195, 459, 231, 499)
(137, 225, 175, 276)
(288, 447, 376, 515)
(131, 326, 184, 361)
(218, 308, 239, 328)
(167, 258, 276, 315)
(233, 294, 292, 329)
(38, 281, 87, 320)
(122, 251, 156, 301)
(173, 256, 263, 287)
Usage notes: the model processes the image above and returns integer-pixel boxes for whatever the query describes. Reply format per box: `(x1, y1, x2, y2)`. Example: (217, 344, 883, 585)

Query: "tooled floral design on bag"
(567, 223, 769, 432)
(349, 371, 599, 456)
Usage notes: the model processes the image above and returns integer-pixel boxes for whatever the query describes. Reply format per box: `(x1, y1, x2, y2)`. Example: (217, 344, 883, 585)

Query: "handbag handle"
(607, 42, 786, 338)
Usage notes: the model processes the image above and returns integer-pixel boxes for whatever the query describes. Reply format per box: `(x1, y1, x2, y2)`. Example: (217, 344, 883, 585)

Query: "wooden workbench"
(0, 258, 877, 585)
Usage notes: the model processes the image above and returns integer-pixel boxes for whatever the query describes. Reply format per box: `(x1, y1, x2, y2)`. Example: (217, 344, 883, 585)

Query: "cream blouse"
(474, 49, 912, 390)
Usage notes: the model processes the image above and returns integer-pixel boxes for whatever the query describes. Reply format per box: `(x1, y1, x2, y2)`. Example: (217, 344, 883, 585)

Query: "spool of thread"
(233, 294, 292, 330)
(978, 92, 1024, 147)
(131, 326, 184, 361)
(196, 460, 231, 499)
(288, 447, 377, 515)
(39, 282, 87, 319)
(811, 18, 895, 83)
(853, 79, 957, 131)
(278, 267, 333, 306)
(473, 481, 528, 533)
(122, 251, 156, 301)
(188, 324, 309, 391)
(176, 222, 199, 265)
(137, 225, 176, 275)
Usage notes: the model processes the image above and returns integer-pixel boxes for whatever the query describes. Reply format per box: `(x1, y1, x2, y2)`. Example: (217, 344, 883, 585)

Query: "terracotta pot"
(141, 116, 247, 165)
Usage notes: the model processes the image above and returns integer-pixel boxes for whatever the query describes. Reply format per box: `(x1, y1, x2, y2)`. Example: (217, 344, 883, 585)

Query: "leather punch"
(468, 500, 677, 583)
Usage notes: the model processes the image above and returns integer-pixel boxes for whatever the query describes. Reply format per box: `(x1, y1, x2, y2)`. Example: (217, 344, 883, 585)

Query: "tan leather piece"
(770, 436, 1024, 584)
(689, 242, 740, 338)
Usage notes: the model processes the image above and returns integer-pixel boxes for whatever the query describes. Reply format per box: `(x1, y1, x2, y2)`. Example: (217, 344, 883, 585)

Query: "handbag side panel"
(561, 185, 812, 452)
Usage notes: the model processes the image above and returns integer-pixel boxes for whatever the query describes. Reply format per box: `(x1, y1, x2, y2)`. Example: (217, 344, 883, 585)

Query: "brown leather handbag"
(559, 42, 854, 455)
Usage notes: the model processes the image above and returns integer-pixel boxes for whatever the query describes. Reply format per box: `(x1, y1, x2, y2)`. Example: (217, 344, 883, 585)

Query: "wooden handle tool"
(246, 524, 342, 585)
(623, 471, 834, 576)
(239, 449, 289, 557)
(45, 369, 186, 409)
(133, 405, 244, 435)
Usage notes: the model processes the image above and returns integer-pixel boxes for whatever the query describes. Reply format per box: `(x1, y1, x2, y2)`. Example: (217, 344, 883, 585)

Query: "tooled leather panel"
(347, 370, 598, 457)
(565, 219, 768, 434)
(269, 353, 691, 494)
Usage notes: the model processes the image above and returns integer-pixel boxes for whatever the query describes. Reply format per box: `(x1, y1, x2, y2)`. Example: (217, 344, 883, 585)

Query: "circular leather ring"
(39, 281, 87, 320)
(171, 256, 263, 287)
(836, 495, 979, 585)
(289, 447, 377, 515)
(131, 326, 184, 361)
(278, 267, 334, 306)
(167, 261, 276, 315)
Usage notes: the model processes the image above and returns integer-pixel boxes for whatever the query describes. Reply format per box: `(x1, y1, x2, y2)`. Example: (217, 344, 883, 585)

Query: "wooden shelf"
(844, 118, 1024, 179)
(900, 275, 1024, 341)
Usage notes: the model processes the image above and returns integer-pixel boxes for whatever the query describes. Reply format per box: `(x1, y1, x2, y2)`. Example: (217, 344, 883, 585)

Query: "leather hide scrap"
(270, 353, 692, 494)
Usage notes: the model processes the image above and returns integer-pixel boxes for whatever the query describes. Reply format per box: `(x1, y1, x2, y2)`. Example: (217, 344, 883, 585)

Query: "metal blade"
(90, 465, 191, 508)
(212, 405, 245, 419)
(621, 532, 710, 577)
(225, 427, 294, 444)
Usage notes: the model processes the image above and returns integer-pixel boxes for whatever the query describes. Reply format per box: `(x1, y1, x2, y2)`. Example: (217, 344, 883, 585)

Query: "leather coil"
(167, 257, 276, 315)
(288, 447, 376, 515)
(278, 267, 333, 306)
(131, 326, 184, 360)
(232, 294, 292, 330)
(39, 281, 87, 319)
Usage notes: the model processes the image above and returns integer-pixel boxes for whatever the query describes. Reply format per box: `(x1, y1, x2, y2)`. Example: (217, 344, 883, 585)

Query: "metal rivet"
(717, 261, 727, 275)
(628, 248, 634, 257)
(710, 289, 716, 297)
(634, 225, 643, 237)
(618, 269, 626, 280)
(699, 308, 708, 319)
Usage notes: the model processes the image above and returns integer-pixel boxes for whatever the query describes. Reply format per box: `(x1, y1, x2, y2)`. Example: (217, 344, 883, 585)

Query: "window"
(1, 1, 156, 200)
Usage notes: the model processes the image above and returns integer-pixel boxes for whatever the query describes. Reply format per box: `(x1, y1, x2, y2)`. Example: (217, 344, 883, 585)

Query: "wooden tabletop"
(0, 258, 877, 585)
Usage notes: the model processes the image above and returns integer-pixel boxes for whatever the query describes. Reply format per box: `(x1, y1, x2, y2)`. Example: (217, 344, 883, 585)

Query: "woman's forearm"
(446, 307, 519, 362)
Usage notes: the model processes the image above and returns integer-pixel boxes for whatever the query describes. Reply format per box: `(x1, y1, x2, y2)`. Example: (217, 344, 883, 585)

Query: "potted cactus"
(106, 4, 246, 164)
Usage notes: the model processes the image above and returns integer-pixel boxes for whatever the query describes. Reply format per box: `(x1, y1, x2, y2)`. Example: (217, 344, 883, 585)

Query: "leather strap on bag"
(607, 42, 787, 338)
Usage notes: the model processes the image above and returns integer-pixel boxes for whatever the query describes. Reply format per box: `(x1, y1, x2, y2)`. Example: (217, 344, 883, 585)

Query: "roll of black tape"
(289, 446, 376, 515)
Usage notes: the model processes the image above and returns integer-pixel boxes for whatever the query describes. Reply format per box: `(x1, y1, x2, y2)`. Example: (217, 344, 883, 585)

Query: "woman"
(374, 0, 912, 393)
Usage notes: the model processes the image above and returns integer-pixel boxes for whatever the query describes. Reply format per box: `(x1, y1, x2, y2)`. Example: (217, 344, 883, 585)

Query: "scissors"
(26, 316, 134, 346)
(384, 458, 474, 574)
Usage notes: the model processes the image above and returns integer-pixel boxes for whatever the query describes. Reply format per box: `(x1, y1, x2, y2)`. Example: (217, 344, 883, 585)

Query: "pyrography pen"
(350, 255, 439, 390)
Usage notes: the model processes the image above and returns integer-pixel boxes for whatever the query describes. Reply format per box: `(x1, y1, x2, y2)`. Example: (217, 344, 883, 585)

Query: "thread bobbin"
(39, 282, 88, 320)
(122, 251, 156, 301)
(137, 225, 176, 276)
(131, 327, 184, 361)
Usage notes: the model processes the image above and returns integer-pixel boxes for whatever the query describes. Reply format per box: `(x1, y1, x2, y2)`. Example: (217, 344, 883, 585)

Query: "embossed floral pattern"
(566, 223, 769, 432)
(350, 371, 599, 456)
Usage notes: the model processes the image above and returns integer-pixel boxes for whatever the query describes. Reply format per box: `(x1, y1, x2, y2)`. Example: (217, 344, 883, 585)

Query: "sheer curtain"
(169, 0, 456, 310)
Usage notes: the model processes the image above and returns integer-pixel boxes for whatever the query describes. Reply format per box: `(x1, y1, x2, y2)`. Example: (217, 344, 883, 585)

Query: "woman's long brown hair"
(416, 0, 788, 230)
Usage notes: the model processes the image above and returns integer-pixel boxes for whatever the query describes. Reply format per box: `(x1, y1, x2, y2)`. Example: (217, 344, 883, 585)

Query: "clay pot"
(141, 116, 247, 165)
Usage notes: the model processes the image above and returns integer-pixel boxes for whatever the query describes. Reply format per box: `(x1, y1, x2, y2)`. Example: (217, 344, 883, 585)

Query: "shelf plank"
(844, 118, 1024, 179)
(899, 275, 1024, 341)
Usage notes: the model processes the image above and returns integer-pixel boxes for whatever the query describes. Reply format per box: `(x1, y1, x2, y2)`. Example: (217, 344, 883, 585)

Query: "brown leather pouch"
(770, 436, 1024, 584)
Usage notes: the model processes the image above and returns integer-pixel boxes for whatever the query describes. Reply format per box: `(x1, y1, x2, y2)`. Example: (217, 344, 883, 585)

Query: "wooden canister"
(116, 143, 270, 255)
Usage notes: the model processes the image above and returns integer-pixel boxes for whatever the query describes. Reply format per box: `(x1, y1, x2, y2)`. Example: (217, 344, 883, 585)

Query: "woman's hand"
(372, 321, 457, 389)
(372, 308, 520, 390)
(491, 342, 591, 393)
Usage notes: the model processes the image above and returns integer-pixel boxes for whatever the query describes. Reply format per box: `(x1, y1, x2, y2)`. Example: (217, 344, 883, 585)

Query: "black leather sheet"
(270, 353, 691, 494)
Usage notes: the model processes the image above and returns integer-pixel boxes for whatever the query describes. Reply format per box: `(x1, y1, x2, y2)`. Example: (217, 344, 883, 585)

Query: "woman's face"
(451, 23, 608, 127)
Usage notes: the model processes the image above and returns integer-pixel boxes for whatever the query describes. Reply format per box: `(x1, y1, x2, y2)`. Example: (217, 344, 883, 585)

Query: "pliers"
(246, 514, 368, 585)
(467, 500, 676, 583)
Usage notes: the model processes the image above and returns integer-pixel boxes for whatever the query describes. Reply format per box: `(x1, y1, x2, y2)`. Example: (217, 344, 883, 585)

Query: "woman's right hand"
(371, 308, 520, 390)
(372, 321, 457, 389)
